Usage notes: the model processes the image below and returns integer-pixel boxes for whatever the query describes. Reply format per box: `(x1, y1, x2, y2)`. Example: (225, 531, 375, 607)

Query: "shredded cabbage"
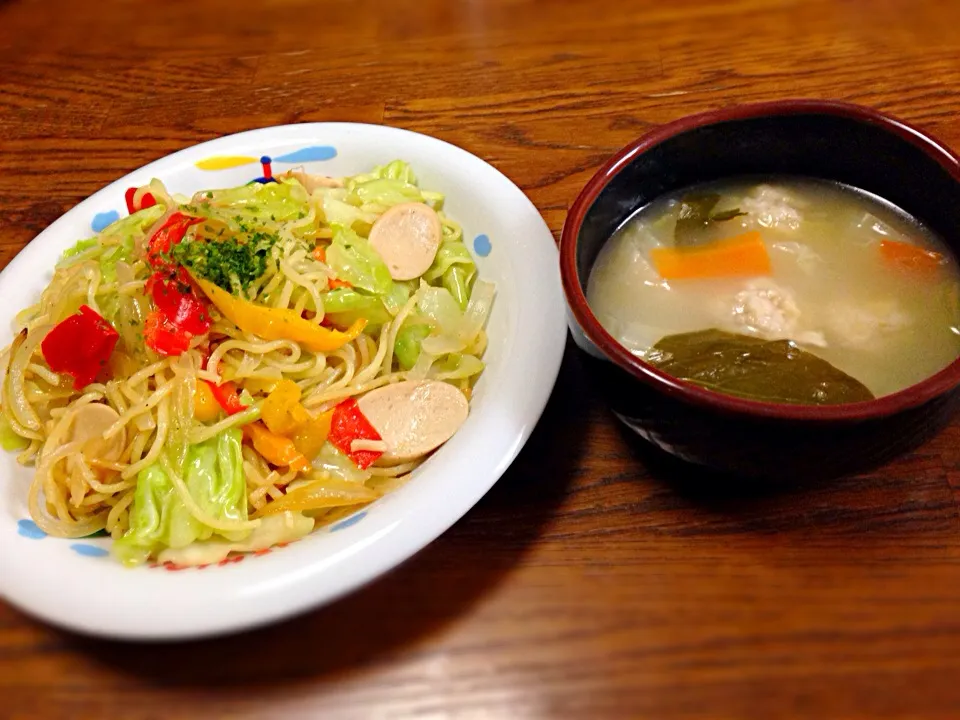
(102, 204, 166, 242)
(317, 191, 378, 233)
(327, 225, 394, 295)
(99, 236, 135, 283)
(113, 428, 248, 566)
(196, 179, 308, 225)
(430, 352, 485, 380)
(58, 204, 164, 272)
(350, 178, 424, 208)
(60, 238, 97, 261)
(0, 413, 28, 451)
(419, 280, 495, 356)
(156, 511, 314, 567)
(394, 323, 431, 370)
(383, 279, 416, 316)
(348, 159, 419, 186)
(423, 223, 477, 309)
(313, 443, 373, 484)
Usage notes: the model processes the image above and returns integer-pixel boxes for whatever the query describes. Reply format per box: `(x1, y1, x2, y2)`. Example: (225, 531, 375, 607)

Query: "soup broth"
(586, 177, 960, 403)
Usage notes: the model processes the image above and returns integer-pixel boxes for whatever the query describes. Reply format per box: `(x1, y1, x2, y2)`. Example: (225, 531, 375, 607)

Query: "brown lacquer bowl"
(561, 100, 960, 479)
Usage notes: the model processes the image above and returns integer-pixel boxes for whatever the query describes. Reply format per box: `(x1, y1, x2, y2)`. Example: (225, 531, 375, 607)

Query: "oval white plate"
(0, 123, 565, 640)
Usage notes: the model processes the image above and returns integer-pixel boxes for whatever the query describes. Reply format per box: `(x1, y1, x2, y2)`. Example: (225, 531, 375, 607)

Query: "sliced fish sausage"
(367, 203, 443, 281)
(357, 380, 468, 463)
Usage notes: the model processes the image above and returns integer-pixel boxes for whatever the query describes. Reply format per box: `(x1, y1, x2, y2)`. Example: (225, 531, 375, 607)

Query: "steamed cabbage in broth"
(586, 178, 960, 404)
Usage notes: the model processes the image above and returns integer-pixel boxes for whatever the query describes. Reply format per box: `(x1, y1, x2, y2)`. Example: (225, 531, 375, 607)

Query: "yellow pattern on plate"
(195, 156, 258, 170)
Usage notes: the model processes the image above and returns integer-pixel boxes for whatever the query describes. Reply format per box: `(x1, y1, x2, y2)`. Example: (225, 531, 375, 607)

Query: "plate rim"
(0, 122, 566, 640)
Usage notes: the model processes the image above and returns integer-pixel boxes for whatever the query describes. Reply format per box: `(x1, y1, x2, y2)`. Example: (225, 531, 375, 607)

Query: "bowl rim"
(560, 99, 960, 421)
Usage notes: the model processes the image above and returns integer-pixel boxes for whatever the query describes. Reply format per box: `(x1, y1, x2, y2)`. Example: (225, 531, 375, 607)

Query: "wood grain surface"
(3, 0, 960, 717)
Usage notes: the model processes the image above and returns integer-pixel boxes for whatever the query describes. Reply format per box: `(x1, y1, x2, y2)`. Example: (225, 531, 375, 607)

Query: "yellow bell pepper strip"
(193, 379, 221, 422)
(244, 421, 311, 472)
(193, 275, 366, 352)
(291, 409, 334, 461)
(262, 379, 311, 435)
(253, 476, 379, 518)
(243, 377, 281, 396)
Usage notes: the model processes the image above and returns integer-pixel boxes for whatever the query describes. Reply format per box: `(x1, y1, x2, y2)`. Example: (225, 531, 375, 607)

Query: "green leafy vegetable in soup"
(673, 193, 747, 247)
(647, 329, 875, 405)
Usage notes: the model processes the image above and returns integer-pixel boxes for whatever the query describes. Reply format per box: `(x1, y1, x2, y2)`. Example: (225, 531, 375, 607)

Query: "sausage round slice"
(357, 380, 468, 464)
(367, 203, 443, 281)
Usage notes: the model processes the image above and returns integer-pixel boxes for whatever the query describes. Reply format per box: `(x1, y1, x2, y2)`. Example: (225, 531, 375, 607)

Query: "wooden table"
(2, 1, 960, 717)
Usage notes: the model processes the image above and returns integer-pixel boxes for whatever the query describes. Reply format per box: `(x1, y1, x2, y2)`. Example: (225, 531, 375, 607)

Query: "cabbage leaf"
(113, 428, 248, 566)
(197, 178, 308, 225)
(327, 225, 393, 295)
(417, 280, 495, 356)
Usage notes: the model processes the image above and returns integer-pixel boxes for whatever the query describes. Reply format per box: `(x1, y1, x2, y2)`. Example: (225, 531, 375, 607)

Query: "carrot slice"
(879, 239, 945, 273)
(651, 231, 771, 280)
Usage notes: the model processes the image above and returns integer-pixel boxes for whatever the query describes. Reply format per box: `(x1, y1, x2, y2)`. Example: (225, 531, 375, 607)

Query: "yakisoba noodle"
(0, 160, 493, 566)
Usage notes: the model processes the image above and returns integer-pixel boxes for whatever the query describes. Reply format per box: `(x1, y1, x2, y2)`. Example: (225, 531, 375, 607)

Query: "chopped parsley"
(171, 230, 278, 292)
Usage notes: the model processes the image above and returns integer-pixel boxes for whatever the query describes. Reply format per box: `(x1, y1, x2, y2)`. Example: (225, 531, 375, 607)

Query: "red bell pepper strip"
(328, 398, 383, 469)
(41, 305, 119, 390)
(124, 187, 157, 215)
(146, 269, 212, 336)
(147, 212, 204, 268)
(208, 380, 248, 416)
(142, 213, 211, 356)
(144, 310, 191, 356)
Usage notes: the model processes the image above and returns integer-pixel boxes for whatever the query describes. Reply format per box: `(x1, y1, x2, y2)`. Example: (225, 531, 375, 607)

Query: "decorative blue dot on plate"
(91, 210, 120, 233)
(70, 543, 110, 558)
(473, 234, 492, 257)
(330, 510, 367, 532)
(274, 146, 338, 163)
(17, 519, 46, 539)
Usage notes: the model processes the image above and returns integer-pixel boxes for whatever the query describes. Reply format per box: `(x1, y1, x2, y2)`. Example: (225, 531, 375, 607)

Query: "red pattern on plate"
(144, 538, 303, 571)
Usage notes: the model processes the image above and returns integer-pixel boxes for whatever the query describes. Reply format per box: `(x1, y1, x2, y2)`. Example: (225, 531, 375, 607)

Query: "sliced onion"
(430, 354, 485, 381)
(408, 348, 436, 379)
(253, 476, 378, 518)
(0, 345, 12, 399)
(114, 261, 135, 285)
(421, 280, 495, 356)
(135, 203, 176, 255)
(458, 279, 496, 347)
(7, 328, 47, 432)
